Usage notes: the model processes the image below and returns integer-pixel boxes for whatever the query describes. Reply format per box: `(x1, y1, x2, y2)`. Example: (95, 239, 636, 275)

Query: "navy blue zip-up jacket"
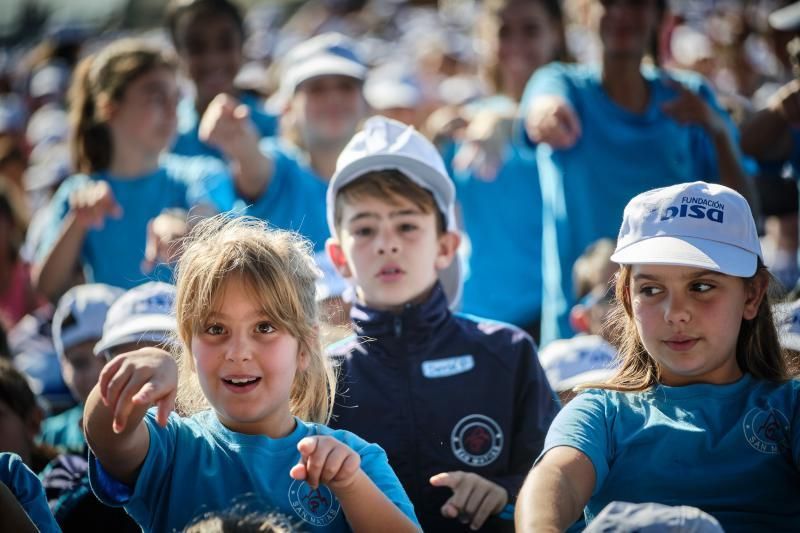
(327, 283, 560, 532)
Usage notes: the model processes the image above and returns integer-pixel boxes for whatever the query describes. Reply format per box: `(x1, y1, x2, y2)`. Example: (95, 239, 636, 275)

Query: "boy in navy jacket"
(325, 116, 560, 532)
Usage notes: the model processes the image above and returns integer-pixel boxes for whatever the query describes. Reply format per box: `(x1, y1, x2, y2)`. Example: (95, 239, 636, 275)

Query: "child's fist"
(69, 181, 123, 229)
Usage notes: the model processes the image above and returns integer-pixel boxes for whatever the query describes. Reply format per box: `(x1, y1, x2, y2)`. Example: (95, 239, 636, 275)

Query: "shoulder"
(160, 153, 229, 183)
(326, 334, 362, 359)
(452, 313, 536, 358)
(304, 422, 385, 457)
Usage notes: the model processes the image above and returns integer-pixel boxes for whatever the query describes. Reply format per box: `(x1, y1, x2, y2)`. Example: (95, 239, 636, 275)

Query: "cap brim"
(94, 315, 177, 355)
(770, 3, 800, 31)
(610, 236, 757, 277)
(286, 56, 367, 93)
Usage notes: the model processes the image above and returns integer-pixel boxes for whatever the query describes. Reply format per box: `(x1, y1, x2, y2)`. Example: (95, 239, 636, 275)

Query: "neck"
(601, 54, 649, 114)
(108, 131, 161, 178)
(308, 145, 344, 182)
(357, 283, 436, 315)
(218, 407, 297, 439)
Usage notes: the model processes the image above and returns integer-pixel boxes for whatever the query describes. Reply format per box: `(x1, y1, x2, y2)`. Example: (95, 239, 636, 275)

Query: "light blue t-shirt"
(89, 409, 418, 532)
(520, 62, 739, 345)
(199, 138, 330, 252)
(542, 374, 800, 532)
(171, 92, 278, 159)
(39, 404, 85, 454)
(451, 142, 543, 327)
(0, 452, 61, 533)
(38, 154, 227, 289)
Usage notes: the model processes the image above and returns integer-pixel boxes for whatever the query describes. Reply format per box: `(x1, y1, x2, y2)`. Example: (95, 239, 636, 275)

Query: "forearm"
(83, 384, 150, 486)
(515, 463, 584, 533)
(33, 214, 86, 302)
(228, 143, 272, 202)
(710, 127, 757, 210)
(335, 471, 419, 532)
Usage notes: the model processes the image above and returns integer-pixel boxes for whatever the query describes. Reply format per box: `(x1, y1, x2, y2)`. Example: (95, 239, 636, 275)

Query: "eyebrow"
(205, 310, 271, 321)
(346, 209, 424, 224)
(632, 269, 724, 282)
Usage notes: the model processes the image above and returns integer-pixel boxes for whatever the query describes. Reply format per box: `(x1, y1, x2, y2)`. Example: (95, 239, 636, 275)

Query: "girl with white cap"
(515, 181, 800, 532)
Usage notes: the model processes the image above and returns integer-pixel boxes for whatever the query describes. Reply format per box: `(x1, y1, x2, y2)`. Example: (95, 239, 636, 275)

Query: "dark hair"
(0, 358, 37, 421)
(68, 39, 176, 174)
(165, 0, 245, 49)
(586, 262, 796, 392)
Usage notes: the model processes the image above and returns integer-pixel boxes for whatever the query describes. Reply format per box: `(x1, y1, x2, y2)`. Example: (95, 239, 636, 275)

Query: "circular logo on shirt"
(288, 479, 341, 526)
(451, 414, 504, 467)
(742, 407, 790, 455)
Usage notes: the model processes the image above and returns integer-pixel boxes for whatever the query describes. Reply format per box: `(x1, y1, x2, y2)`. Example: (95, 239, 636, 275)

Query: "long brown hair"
(68, 39, 176, 174)
(173, 215, 336, 423)
(587, 262, 795, 392)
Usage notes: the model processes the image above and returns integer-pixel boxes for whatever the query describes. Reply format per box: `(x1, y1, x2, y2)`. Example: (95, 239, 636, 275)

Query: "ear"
(743, 272, 769, 321)
(434, 231, 461, 271)
(95, 92, 116, 122)
(326, 238, 352, 278)
(569, 304, 591, 334)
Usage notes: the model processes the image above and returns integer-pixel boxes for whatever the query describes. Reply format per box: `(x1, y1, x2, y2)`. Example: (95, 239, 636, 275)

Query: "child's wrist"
(330, 468, 367, 498)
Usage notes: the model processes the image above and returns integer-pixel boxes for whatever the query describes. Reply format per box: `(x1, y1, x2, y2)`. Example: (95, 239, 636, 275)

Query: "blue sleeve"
(88, 409, 178, 530)
(538, 390, 611, 496)
(161, 153, 235, 214)
(0, 452, 61, 533)
(518, 62, 575, 148)
(357, 443, 421, 527)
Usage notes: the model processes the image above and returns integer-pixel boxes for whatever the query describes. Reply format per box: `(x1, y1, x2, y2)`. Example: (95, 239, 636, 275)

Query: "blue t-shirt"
(39, 404, 85, 454)
(542, 374, 800, 532)
(89, 409, 418, 532)
(451, 142, 542, 327)
(38, 154, 227, 289)
(171, 92, 278, 159)
(198, 138, 330, 252)
(520, 62, 739, 345)
(0, 452, 61, 533)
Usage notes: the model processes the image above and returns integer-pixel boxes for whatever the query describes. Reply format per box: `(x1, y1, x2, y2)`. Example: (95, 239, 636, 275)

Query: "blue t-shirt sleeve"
(357, 443, 421, 527)
(0, 452, 61, 533)
(35, 174, 91, 263)
(88, 409, 178, 529)
(538, 389, 611, 496)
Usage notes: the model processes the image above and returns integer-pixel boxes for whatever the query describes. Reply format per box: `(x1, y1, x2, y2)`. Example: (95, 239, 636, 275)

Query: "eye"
(256, 322, 275, 334)
(691, 282, 714, 293)
(352, 226, 374, 237)
(398, 223, 418, 233)
(205, 323, 225, 335)
(639, 285, 663, 297)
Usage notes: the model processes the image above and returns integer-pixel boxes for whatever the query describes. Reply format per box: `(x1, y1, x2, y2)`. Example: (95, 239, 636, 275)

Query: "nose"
(375, 228, 399, 256)
(663, 293, 691, 325)
(225, 333, 254, 362)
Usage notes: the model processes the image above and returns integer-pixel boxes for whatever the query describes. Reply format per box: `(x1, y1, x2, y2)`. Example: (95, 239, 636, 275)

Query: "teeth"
(228, 377, 256, 384)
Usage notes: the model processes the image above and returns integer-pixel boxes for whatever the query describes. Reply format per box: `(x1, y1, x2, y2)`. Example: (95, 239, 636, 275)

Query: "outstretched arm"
(515, 446, 595, 533)
(83, 348, 177, 485)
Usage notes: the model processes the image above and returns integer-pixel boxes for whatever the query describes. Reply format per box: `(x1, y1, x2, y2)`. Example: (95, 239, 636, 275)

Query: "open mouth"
(221, 376, 261, 392)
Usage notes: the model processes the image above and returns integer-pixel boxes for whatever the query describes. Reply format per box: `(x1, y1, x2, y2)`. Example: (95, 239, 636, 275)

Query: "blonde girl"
(516, 182, 800, 532)
(83, 216, 419, 532)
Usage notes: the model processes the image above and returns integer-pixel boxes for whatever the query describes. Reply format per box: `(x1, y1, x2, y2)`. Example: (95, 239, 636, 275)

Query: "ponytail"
(69, 56, 112, 174)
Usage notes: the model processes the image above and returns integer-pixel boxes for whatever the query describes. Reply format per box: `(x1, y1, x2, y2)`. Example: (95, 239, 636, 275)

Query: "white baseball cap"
(326, 115, 462, 308)
(280, 33, 367, 97)
(52, 284, 125, 358)
(538, 335, 617, 392)
(94, 281, 177, 356)
(775, 299, 800, 352)
(610, 181, 761, 277)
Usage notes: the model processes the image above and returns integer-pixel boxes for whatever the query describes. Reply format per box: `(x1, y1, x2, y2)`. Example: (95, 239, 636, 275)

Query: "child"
(83, 216, 419, 532)
(515, 181, 800, 532)
(40, 283, 124, 453)
(165, 0, 278, 160)
(33, 38, 226, 302)
(325, 116, 560, 532)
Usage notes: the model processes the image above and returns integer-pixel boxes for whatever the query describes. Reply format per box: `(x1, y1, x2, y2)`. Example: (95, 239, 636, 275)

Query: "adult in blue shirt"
(165, 0, 278, 159)
(520, 0, 752, 346)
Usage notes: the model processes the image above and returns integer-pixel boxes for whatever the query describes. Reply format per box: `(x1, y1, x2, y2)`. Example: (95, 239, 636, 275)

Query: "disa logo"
(660, 204, 724, 223)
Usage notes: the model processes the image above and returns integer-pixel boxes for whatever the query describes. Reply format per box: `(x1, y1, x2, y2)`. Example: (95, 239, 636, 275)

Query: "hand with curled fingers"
(525, 94, 582, 149)
(289, 436, 363, 493)
(141, 211, 188, 274)
(97, 347, 177, 435)
(453, 110, 515, 182)
(430, 471, 509, 531)
(198, 93, 260, 160)
(68, 180, 123, 230)
(661, 79, 726, 136)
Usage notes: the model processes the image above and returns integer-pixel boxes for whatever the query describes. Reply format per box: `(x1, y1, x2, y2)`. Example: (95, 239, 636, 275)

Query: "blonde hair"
(173, 215, 336, 423)
(584, 262, 796, 392)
